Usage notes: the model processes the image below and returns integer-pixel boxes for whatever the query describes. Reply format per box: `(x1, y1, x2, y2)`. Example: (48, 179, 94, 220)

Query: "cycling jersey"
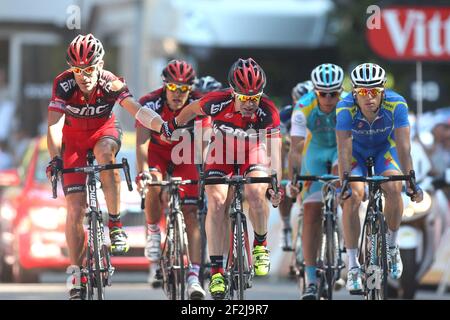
(49, 69, 131, 131)
(136, 87, 208, 205)
(290, 91, 347, 203)
(198, 88, 280, 177)
(48, 69, 131, 194)
(136, 88, 208, 147)
(336, 89, 410, 175)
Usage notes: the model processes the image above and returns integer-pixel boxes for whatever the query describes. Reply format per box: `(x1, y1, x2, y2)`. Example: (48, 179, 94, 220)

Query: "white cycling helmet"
(310, 63, 344, 91)
(350, 63, 386, 87)
(291, 80, 314, 101)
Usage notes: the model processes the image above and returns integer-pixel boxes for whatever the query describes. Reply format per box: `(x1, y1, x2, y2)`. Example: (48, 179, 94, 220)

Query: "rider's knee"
(245, 185, 266, 204)
(382, 181, 402, 197)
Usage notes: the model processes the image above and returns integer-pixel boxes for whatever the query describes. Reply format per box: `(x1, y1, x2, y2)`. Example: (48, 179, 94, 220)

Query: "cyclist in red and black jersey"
(46, 34, 164, 300)
(135, 60, 207, 299)
(143, 58, 283, 299)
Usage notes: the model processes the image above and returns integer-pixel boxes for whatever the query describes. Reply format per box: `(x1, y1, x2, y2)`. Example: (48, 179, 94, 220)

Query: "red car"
(0, 132, 163, 282)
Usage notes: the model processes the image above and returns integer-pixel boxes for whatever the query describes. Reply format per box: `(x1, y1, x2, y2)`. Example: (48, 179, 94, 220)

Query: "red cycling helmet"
(228, 58, 266, 95)
(66, 34, 105, 67)
(161, 60, 196, 85)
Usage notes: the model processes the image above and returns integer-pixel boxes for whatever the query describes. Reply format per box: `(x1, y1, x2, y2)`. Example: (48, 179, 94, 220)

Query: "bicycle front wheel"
(91, 212, 105, 300)
(234, 212, 246, 300)
(174, 212, 188, 300)
(325, 215, 336, 300)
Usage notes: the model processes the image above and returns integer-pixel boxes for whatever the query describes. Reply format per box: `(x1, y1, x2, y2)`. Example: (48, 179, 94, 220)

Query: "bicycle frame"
(147, 177, 194, 300)
(51, 150, 132, 300)
(345, 157, 415, 300)
(204, 172, 278, 300)
(294, 172, 344, 300)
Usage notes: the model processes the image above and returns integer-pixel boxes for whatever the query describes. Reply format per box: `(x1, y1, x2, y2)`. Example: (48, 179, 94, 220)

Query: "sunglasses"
(165, 83, 191, 93)
(234, 92, 263, 103)
(70, 65, 98, 75)
(354, 87, 384, 97)
(316, 91, 340, 98)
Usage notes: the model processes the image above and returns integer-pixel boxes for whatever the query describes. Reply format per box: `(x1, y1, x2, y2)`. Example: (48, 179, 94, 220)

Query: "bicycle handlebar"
(51, 158, 133, 199)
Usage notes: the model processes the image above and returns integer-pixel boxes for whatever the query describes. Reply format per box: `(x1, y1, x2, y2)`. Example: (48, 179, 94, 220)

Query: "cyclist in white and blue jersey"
(287, 64, 346, 299)
(278, 80, 313, 251)
(336, 63, 423, 294)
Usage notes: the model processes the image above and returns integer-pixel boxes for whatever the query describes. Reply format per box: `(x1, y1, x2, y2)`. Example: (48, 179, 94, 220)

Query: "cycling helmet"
(310, 63, 344, 91)
(194, 76, 223, 93)
(350, 63, 386, 87)
(162, 59, 196, 85)
(291, 80, 314, 102)
(228, 58, 266, 95)
(66, 33, 105, 67)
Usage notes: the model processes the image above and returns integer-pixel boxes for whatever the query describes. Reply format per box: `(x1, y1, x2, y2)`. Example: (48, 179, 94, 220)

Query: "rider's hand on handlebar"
(135, 171, 151, 193)
(268, 186, 284, 208)
(407, 184, 423, 203)
(286, 181, 300, 199)
(339, 174, 352, 201)
(46, 156, 63, 182)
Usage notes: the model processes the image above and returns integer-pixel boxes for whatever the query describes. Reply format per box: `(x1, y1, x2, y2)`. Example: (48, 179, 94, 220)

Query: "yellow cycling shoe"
(253, 245, 270, 276)
(209, 273, 227, 300)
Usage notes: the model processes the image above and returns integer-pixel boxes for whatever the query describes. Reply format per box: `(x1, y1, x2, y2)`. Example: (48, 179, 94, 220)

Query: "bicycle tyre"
(198, 212, 208, 288)
(92, 212, 104, 300)
(377, 214, 388, 300)
(174, 212, 187, 300)
(235, 212, 245, 300)
(325, 215, 335, 300)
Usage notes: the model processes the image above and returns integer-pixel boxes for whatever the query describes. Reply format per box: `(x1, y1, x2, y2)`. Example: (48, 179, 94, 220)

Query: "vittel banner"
(366, 7, 450, 61)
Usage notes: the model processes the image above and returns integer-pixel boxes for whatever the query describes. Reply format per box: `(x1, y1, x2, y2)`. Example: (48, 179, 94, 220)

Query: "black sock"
(253, 232, 267, 247)
(210, 255, 224, 275)
(108, 213, 122, 229)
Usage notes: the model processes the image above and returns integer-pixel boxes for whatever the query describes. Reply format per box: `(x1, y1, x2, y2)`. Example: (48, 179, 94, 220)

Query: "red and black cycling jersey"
(136, 87, 208, 147)
(48, 69, 132, 131)
(199, 88, 280, 139)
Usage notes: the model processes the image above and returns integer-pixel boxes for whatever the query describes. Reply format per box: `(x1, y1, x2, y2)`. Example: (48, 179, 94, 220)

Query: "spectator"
(429, 122, 450, 179)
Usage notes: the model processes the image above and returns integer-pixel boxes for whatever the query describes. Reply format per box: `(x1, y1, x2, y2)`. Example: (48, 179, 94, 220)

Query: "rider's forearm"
(47, 125, 62, 159)
(288, 137, 304, 181)
(136, 127, 150, 174)
(336, 130, 353, 180)
(268, 136, 282, 182)
(395, 127, 414, 174)
(175, 101, 203, 126)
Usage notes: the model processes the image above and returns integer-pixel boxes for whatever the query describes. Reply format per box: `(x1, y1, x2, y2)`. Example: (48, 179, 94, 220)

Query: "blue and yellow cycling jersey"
(336, 89, 409, 151)
(291, 91, 348, 148)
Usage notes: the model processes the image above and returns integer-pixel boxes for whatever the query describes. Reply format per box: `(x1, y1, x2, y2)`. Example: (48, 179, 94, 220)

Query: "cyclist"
(336, 63, 423, 294)
(135, 59, 208, 299)
(46, 33, 164, 299)
(287, 64, 345, 299)
(142, 58, 283, 299)
(193, 75, 223, 95)
(279, 81, 313, 251)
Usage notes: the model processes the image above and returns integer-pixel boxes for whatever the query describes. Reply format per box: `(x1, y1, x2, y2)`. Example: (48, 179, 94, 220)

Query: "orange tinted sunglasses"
(235, 92, 263, 103)
(355, 87, 384, 97)
(165, 83, 191, 93)
(70, 65, 97, 75)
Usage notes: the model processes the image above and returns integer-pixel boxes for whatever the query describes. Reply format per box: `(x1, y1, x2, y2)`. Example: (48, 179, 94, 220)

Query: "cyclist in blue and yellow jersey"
(336, 63, 423, 295)
(287, 64, 346, 299)
(279, 81, 313, 251)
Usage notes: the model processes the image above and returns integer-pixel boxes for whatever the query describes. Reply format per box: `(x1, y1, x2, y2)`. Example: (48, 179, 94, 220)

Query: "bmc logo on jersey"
(59, 79, 77, 93)
(66, 104, 109, 116)
(144, 98, 162, 111)
(210, 100, 232, 115)
(367, 7, 450, 60)
(215, 124, 260, 138)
